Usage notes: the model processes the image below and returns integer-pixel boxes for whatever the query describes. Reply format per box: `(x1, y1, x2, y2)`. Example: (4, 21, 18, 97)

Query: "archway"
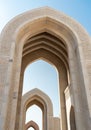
(25, 105, 42, 130)
(20, 31, 68, 130)
(20, 88, 53, 130)
(0, 7, 91, 130)
(25, 120, 39, 130)
(22, 59, 60, 117)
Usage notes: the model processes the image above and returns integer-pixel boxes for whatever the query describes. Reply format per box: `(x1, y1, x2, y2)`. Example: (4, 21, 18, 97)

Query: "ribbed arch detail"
(22, 32, 69, 71)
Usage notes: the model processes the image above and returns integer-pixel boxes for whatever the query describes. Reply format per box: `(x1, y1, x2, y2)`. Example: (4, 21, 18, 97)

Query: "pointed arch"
(25, 120, 39, 130)
(20, 88, 53, 130)
(22, 88, 53, 115)
(0, 6, 91, 130)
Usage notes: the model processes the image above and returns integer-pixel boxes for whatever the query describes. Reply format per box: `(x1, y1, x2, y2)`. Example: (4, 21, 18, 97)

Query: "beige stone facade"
(0, 7, 91, 130)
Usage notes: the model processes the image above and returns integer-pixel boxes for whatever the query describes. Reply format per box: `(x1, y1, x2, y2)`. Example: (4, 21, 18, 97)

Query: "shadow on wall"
(70, 106, 76, 130)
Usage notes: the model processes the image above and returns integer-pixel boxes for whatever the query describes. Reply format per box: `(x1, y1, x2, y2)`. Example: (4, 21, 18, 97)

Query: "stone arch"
(25, 120, 39, 130)
(20, 88, 53, 130)
(0, 6, 91, 130)
(21, 34, 68, 130)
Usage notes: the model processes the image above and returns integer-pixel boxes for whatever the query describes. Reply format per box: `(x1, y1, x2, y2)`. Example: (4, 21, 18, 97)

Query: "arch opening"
(22, 59, 60, 117)
(25, 105, 42, 130)
(19, 30, 69, 130)
(28, 128, 34, 130)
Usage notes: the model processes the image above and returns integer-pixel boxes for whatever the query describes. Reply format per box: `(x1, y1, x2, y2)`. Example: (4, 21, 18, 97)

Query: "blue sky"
(0, 1, 91, 130)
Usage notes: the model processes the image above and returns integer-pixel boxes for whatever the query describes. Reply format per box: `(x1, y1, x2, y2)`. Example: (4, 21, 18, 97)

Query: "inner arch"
(23, 59, 60, 117)
(20, 30, 69, 130)
(25, 106, 41, 130)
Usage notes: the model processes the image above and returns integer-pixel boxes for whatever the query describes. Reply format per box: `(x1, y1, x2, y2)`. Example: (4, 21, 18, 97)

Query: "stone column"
(59, 66, 68, 130)
(68, 47, 90, 130)
(64, 86, 71, 130)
